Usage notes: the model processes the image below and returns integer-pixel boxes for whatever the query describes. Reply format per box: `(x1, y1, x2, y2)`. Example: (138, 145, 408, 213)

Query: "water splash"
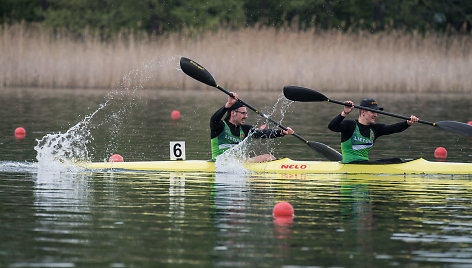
(252, 96, 293, 156)
(266, 96, 292, 125)
(34, 101, 108, 171)
(215, 138, 251, 174)
(34, 56, 178, 171)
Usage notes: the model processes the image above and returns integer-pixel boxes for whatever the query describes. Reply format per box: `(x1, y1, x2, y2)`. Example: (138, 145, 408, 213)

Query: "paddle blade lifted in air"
(180, 57, 217, 87)
(283, 85, 472, 136)
(283, 86, 328, 102)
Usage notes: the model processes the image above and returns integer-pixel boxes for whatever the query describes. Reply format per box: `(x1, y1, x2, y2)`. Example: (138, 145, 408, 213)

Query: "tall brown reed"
(1, 23, 471, 92)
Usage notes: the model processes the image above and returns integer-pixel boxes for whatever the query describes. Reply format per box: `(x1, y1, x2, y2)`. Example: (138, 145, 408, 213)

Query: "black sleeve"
(328, 114, 345, 132)
(372, 121, 410, 140)
(210, 106, 228, 139)
(242, 125, 284, 139)
(328, 114, 356, 142)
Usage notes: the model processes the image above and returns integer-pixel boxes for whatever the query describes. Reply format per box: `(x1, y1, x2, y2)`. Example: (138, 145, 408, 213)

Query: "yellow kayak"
(86, 158, 472, 175)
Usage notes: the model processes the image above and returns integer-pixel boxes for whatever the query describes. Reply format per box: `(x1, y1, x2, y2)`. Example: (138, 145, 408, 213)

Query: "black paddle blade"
(180, 57, 217, 87)
(307, 141, 342, 161)
(283, 86, 329, 102)
(436, 121, 472, 136)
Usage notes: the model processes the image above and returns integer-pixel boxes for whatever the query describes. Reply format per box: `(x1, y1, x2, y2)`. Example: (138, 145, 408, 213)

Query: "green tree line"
(1, 0, 471, 37)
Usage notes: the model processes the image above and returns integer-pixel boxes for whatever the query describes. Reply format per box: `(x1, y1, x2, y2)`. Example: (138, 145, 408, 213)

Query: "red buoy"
(171, 110, 181, 120)
(109, 154, 124, 162)
(468, 121, 472, 126)
(273, 202, 294, 217)
(434, 147, 447, 159)
(15, 127, 26, 139)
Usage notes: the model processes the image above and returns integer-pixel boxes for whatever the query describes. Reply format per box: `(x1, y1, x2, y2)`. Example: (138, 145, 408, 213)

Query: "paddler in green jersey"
(328, 98, 419, 164)
(210, 92, 294, 162)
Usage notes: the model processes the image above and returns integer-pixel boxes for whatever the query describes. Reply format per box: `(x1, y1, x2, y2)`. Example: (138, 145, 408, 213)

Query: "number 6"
(170, 141, 186, 160)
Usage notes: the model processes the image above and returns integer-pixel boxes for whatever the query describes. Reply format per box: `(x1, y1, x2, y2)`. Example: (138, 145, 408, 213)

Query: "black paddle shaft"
(329, 99, 435, 126)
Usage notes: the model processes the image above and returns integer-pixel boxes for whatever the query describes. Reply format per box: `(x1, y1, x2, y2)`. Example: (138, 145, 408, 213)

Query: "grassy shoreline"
(1, 23, 471, 93)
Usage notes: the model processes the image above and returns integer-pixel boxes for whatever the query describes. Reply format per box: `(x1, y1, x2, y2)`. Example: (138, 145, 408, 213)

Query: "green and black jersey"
(210, 106, 284, 161)
(328, 114, 410, 163)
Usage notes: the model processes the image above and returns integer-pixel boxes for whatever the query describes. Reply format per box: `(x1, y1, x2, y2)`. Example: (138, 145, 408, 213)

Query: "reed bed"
(1, 23, 471, 93)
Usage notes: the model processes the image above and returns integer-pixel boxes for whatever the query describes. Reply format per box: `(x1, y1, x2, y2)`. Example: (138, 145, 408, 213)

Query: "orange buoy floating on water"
(434, 147, 447, 159)
(109, 154, 124, 162)
(14, 127, 26, 139)
(273, 202, 294, 217)
(171, 110, 181, 120)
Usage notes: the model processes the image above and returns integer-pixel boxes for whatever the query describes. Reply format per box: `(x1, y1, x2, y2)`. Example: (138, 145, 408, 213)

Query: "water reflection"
(209, 172, 298, 265)
(339, 177, 375, 267)
(9, 169, 91, 268)
(211, 173, 251, 255)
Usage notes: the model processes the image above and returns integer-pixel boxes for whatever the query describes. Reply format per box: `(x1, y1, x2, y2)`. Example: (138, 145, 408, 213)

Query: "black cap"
(360, 98, 383, 111)
(228, 101, 245, 111)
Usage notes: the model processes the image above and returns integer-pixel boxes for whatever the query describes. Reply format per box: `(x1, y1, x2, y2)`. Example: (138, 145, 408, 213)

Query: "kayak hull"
(86, 158, 472, 175)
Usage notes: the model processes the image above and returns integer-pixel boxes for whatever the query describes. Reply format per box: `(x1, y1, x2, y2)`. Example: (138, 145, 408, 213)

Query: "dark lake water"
(1, 86, 472, 267)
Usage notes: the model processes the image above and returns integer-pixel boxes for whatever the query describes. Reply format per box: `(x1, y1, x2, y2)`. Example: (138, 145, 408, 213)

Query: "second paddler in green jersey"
(328, 98, 419, 164)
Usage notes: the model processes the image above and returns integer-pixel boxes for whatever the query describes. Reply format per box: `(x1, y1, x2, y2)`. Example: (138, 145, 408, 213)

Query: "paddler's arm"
(373, 121, 410, 137)
(328, 114, 345, 132)
(328, 100, 354, 132)
(374, 116, 419, 137)
(245, 125, 293, 138)
(210, 106, 228, 138)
